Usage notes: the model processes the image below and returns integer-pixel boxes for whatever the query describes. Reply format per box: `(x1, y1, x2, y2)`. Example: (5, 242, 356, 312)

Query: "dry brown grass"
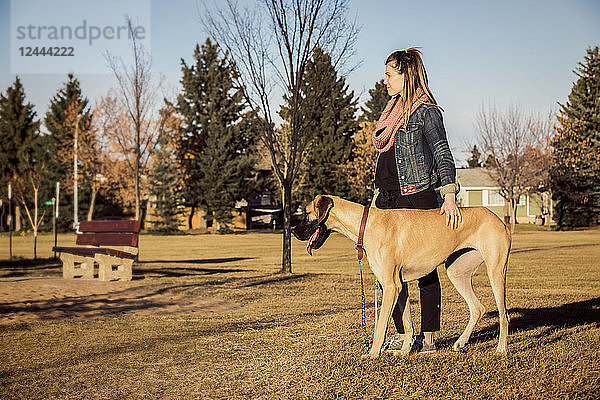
(0, 225, 599, 399)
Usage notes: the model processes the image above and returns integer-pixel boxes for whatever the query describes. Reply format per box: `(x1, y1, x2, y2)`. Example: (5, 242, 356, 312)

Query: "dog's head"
(291, 195, 334, 255)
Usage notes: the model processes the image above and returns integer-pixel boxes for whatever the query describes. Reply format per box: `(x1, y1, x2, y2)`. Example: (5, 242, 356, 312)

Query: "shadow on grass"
(0, 258, 60, 269)
(438, 297, 600, 349)
(133, 266, 251, 279)
(0, 273, 317, 327)
(133, 257, 255, 279)
(511, 243, 599, 254)
(137, 257, 254, 264)
(0, 301, 358, 380)
(0, 257, 254, 279)
(242, 273, 311, 287)
(0, 282, 221, 320)
(0, 273, 357, 378)
(0, 258, 61, 279)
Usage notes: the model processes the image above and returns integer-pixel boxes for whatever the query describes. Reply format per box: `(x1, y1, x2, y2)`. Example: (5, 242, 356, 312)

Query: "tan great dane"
(291, 195, 511, 358)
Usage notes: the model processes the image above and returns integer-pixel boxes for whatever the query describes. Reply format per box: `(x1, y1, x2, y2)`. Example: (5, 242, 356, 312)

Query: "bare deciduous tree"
(105, 18, 161, 220)
(94, 93, 149, 215)
(476, 105, 552, 233)
(202, 0, 359, 272)
(15, 168, 46, 259)
(529, 111, 556, 227)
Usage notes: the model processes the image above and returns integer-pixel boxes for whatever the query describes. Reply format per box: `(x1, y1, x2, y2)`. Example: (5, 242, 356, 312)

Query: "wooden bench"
(53, 220, 141, 281)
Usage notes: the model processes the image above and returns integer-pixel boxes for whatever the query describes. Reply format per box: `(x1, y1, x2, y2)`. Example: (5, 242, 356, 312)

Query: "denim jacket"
(374, 103, 458, 197)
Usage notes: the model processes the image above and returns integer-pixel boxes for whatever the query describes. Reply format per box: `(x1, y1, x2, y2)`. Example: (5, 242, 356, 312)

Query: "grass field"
(1, 225, 599, 399)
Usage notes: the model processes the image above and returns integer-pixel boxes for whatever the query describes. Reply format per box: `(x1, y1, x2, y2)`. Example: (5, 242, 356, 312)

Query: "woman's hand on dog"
(440, 193, 462, 229)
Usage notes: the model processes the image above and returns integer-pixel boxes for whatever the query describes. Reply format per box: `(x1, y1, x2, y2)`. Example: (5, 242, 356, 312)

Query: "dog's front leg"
(363, 284, 399, 359)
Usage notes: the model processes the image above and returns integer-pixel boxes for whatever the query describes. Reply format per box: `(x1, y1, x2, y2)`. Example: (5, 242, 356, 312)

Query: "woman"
(372, 48, 461, 354)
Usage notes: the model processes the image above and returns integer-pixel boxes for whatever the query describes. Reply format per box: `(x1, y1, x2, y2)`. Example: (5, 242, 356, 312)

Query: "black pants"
(375, 187, 441, 333)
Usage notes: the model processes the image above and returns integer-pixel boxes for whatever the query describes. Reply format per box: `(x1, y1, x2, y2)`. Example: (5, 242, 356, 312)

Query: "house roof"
(456, 167, 498, 188)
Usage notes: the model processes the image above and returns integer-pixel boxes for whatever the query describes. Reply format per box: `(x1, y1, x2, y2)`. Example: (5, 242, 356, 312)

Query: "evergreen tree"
(467, 144, 483, 168)
(552, 46, 600, 228)
(44, 73, 92, 231)
(0, 77, 39, 185)
(281, 47, 358, 204)
(483, 154, 497, 168)
(176, 39, 258, 228)
(359, 79, 389, 122)
(0, 77, 46, 256)
(148, 110, 184, 233)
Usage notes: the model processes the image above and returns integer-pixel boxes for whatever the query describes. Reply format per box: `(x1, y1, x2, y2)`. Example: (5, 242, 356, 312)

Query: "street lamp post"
(73, 114, 81, 231)
(8, 183, 12, 260)
(55, 182, 59, 258)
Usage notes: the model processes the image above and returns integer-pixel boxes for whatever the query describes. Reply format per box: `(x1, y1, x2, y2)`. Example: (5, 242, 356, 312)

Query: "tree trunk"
(87, 185, 97, 221)
(188, 205, 195, 230)
(135, 153, 140, 220)
(509, 198, 516, 234)
(15, 205, 21, 231)
(281, 182, 292, 273)
(33, 189, 37, 259)
(547, 190, 553, 229)
(145, 197, 151, 228)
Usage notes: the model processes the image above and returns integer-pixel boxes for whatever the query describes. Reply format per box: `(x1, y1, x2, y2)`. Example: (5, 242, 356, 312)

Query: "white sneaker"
(383, 334, 404, 352)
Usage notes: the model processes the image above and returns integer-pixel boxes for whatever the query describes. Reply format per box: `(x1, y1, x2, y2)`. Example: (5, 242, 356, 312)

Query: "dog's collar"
(355, 206, 370, 261)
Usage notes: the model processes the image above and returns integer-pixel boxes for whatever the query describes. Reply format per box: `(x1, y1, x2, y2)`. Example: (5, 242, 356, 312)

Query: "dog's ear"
(314, 195, 334, 224)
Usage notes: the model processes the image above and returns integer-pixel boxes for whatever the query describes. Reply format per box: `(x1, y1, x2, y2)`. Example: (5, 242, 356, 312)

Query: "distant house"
(456, 168, 548, 224)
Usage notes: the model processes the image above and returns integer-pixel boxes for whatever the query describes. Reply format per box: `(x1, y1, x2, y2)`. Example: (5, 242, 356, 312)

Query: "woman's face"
(384, 63, 404, 97)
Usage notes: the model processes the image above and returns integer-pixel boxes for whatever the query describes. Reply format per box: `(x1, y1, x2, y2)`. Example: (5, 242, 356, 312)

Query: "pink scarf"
(373, 88, 429, 152)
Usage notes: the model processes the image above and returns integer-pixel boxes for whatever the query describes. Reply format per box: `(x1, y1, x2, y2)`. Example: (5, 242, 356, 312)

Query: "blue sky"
(1, 0, 599, 165)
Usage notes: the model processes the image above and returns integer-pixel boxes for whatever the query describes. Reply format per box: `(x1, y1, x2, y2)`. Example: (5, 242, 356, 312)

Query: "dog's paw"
(452, 337, 468, 351)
